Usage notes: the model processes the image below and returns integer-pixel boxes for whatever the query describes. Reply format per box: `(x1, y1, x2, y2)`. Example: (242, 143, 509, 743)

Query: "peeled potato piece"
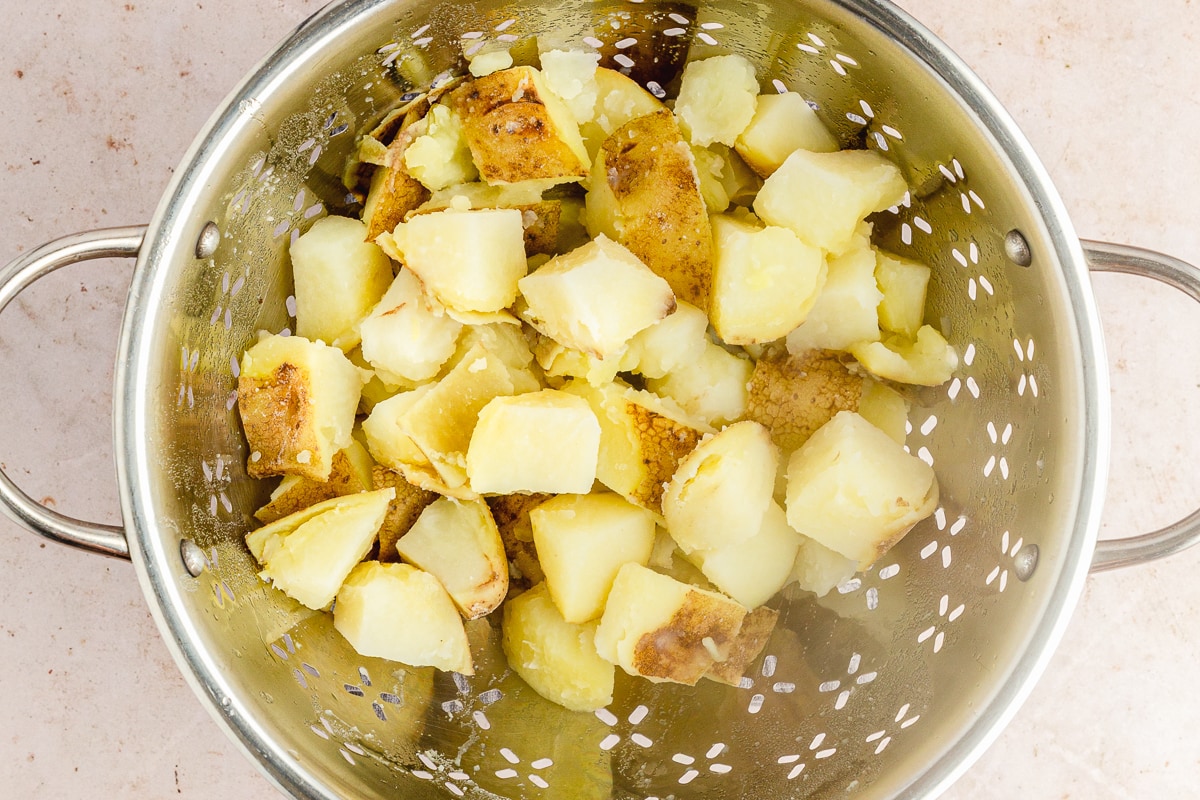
(685, 501, 802, 609)
(849, 325, 959, 387)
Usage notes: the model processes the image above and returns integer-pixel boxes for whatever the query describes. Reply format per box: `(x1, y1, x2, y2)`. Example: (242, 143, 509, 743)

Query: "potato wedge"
(254, 439, 375, 524)
(361, 120, 431, 240)
(371, 465, 438, 563)
(585, 110, 713, 310)
(396, 497, 508, 619)
(238, 333, 364, 482)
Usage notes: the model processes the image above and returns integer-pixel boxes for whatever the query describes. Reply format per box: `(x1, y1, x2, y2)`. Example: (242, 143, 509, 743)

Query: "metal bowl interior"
(115, 0, 1108, 798)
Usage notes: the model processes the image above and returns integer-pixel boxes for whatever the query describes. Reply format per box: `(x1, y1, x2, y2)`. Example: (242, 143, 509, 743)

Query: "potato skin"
(588, 110, 713, 310)
(745, 349, 864, 453)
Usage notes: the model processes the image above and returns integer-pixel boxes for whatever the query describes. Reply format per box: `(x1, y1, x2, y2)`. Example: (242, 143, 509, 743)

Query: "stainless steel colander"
(3, 1, 1200, 798)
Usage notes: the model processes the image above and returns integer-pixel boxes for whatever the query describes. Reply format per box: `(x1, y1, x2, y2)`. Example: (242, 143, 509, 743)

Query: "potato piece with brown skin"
(451, 66, 590, 185)
(361, 120, 431, 240)
(703, 605, 779, 686)
(486, 493, 550, 588)
(745, 350, 864, 454)
(585, 110, 713, 311)
(254, 440, 375, 523)
(371, 466, 438, 563)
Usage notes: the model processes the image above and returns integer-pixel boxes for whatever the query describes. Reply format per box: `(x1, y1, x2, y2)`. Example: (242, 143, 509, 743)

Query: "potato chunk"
(358, 268, 463, 385)
(334, 561, 473, 675)
(564, 380, 712, 514)
(530, 493, 656, 623)
(254, 439, 375, 524)
(849, 325, 959, 386)
(539, 49, 601, 123)
(594, 563, 746, 685)
(685, 501, 801, 609)
(785, 238, 882, 353)
(703, 605, 779, 686)
(361, 124, 430, 240)
(579, 67, 665, 159)
(785, 411, 938, 567)
(502, 582, 614, 711)
(754, 148, 907, 254)
(787, 534, 857, 597)
(290, 215, 394, 351)
(734, 91, 839, 176)
(518, 235, 676, 359)
(875, 249, 932, 338)
(451, 66, 590, 185)
(585, 110, 713, 310)
(371, 466, 438, 563)
(709, 213, 826, 345)
(623, 300, 709, 380)
(645, 340, 752, 428)
(396, 497, 508, 619)
(466, 390, 601, 495)
(673, 54, 759, 147)
(744, 350, 864, 454)
(378, 207, 527, 314)
(248, 487, 394, 610)
(403, 103, 479, 191)
(661, 420, 779, 553)
(238, 333, 364, 482)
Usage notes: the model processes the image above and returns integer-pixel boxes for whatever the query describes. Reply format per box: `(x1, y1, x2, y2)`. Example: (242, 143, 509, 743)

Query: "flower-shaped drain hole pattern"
(776, 731, 838, 780)
(986, 529, 1026, 593)
(670, 742, 732, 785)
(866, 704, 921, 755)
(817, 652, 878, 710)
(493, 748, 555, 789)
(917, 593, 966, 654)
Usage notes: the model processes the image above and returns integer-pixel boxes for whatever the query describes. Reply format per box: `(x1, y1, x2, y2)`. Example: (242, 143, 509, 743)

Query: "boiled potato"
(290, 215, 394, 352)
(754, 148, 907, 254)
(371, 465, 438, 563)
(238, 333, 364, 482)
(709, 213, 826, 345)
(623, 299, 708, 380)
(378, 207, 527, 314)
(249, 487, 394, 610)
(396, 496, 508, 619)
(539, 49, 601, 123)
(254, 439, 375, 523)
(785, 411, 938, 568)
(673, 54, 759, 147)
(593, 563, 747, 685)
(502, 582, 614, 712)
(744, 349, 865, 454)
(785, 236, 883, 353)
(451, 66, 590, 185)
(529, 332, 629, 388)
(466, 389, 601, 495)
(358, 268, 463, 385)
(530, 492, 656, 623)
(579, 66, 665, 159)
(361, 123, 430, 240)
(564, 379, 712, 515)
(334, 561, 474, 675)
(412, 181, 563, 257)
(734, 91, 839, 176)
(487, 493, 550, 588)
(403, 103, 479, 191)
(849, 325, 959, 386)
(787, 533, 858, 598)
(858, 378, 910, 444)
(661, 420, 778, 553)
(645, 339, 752, 428)
(585, 110, 713, 310)
(685, 501, 801, 609)
(704, 605, 779, 686)
(518, 235, 676, 359)
(875, 249, 932, 338)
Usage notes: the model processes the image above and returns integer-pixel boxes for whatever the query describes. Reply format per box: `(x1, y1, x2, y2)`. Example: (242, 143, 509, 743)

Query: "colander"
(3, 0, 1200, 798)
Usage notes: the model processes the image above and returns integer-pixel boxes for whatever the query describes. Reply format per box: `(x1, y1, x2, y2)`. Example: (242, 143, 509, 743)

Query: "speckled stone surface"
(1, 1, 1198, 798)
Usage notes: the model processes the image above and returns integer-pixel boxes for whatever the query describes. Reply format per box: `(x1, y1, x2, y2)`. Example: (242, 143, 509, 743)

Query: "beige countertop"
(2, 1, 1198, 797)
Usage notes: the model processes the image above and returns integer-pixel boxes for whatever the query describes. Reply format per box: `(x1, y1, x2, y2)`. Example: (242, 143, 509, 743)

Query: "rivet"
(1014, 543, 1039, 581)
(1004, 229, 1032, 267)
(180, 538, 208, 577)
(196, 221, 220, 259)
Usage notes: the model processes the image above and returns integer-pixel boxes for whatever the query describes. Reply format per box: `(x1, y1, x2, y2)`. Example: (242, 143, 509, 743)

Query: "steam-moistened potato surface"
(502, 582, 614, 712)
(734, 91, 839, 176)
(850, 325, 959, 387)
(334, 561, 474, 675)
(451, 65, 590, 185)
(564, 380, 712, 514)
(530, 493, 657, 624)
(875, 249, 932, 338)
(661, 420, 779, 553)
(709, 213, 826, 345)
(518, 235, 677, 359)
(785, 237, 883, 353)
(786, 411, 938, 568)
(466, 390, 602, 495)
(378, 208, 527, 314)
(685, 501, 802, 609)
(538, 49, 601, 124)
(254, 439, 375, 523)
(754, 148, 907, 254)
(672, 54, 759, 148)
(594, 563, 747, 685)
(290, 216, 394, 352)
(358, 268, 463, 385)
(622, 300, 708, 380)
(395, 497, 508, 619)
(238, 333, 364, 482)
(249, 487, 394, 610)
(585, 110, 713, 310)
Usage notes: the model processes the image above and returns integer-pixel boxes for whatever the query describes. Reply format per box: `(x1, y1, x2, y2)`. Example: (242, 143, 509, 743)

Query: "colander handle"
(0, 227, 146, 560)
(1084, 239, 1200, 571)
